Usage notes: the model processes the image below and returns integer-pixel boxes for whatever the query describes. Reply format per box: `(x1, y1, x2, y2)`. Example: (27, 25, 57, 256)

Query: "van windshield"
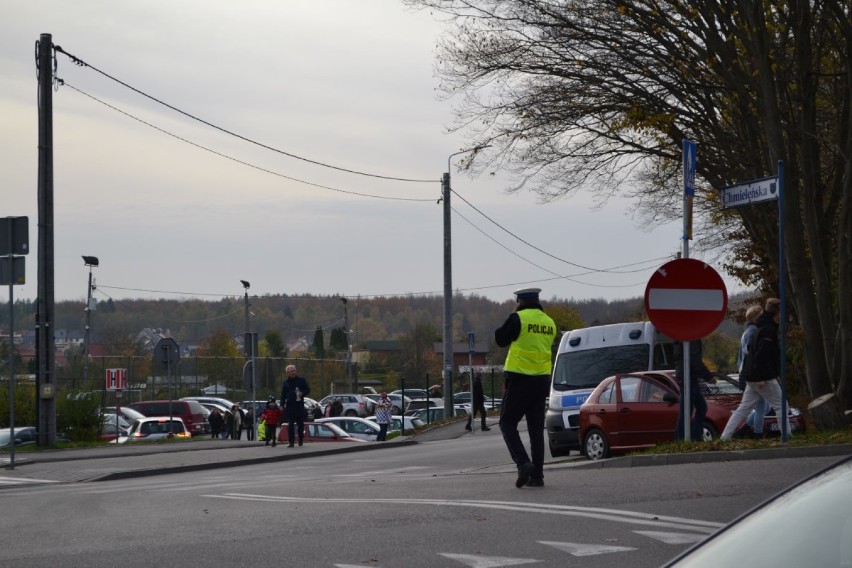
(552, 344, 650, 390)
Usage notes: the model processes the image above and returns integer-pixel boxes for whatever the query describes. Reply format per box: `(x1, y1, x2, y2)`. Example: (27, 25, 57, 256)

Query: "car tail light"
(359, 401, 365, 408)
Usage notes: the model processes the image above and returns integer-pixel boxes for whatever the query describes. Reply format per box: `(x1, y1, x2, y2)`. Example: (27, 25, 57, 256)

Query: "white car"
(315, 417, 382, 441)
(113, 417, 192, 444)
(366, 415, 425, 432)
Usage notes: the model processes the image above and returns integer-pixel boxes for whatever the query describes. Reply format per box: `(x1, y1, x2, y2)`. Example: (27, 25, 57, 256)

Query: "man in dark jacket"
(674, 339, 712, 441)
(465, 374, 490, 432)
(280, 364, 311, 447)
(495, 287, 557, 489)
(721, 298, 788, 440)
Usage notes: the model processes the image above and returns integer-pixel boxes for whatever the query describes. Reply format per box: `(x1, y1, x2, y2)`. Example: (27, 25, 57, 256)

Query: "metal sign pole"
(777, 160, 788, 442)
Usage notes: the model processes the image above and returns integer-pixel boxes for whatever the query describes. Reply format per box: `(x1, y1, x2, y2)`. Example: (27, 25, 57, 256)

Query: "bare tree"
(406, 0, 851, 427)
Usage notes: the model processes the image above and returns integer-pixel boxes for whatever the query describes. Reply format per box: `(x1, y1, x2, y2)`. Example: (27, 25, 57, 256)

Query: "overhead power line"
(60, 82, 437, 203)
(54, 45, 437, 184)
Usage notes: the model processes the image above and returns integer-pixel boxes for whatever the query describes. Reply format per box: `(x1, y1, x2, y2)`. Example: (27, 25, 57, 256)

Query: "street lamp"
(81, 255, 98, 385)
(341, 297, 353, 390)
(241, 279, 257, 441)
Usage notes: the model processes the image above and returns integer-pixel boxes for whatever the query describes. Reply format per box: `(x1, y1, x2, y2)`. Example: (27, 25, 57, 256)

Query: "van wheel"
(583, 429, 609, 461)
(344, 409, 358, 417)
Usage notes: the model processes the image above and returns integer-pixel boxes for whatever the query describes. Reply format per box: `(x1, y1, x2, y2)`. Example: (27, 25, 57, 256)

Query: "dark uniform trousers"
(499, 373, 551, 480)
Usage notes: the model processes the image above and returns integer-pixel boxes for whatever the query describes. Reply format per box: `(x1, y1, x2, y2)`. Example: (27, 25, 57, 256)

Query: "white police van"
(545, 322, 676, 457)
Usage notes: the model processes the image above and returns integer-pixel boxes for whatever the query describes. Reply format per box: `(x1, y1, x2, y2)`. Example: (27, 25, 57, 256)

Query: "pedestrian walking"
(375, 392, 394, 441)
(260, 397, 282, 447)
(734, 305, 769, 438)
(280, 364, 311, 447)
(466, 374, 491, 431)
(229, 405, 243, 440)
(495, 287, 557, 488)
(721, 298, 789, 440)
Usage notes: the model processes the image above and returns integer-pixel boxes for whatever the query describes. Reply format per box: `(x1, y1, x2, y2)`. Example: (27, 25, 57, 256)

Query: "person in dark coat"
(208, 407, 224, 439)
(280, 364, 311, 447)
(465, 374, 490, 431)
(674, 339, 712, 441)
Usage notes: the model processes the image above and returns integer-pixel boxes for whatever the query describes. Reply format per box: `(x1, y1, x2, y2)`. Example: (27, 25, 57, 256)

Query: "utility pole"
(36, 34, 57, 446)
(441, 171, 453, 418)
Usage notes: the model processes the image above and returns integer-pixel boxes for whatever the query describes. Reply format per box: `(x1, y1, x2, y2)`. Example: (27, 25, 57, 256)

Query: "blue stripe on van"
(560, 389, 595, 408)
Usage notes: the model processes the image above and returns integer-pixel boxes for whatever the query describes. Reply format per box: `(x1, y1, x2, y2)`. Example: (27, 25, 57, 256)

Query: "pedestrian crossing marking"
(539, 541, 637, 556)
(439, 553, 541, 567)
(634, 530, 707, 544)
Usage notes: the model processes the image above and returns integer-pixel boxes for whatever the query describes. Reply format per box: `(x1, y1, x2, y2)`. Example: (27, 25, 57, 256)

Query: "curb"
(568, 443, 852, 469)
(87, 439, 419, 482)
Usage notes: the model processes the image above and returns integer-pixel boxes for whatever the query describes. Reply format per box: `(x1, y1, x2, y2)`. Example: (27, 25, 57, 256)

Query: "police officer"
(495, 287, 557, 488)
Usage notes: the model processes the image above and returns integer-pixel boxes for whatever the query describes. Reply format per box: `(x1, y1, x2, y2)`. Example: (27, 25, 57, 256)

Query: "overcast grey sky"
(1, 1, 747, 306)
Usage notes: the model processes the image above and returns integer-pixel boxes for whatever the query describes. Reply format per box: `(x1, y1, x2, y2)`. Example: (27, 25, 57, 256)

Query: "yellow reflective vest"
(504, 308, 557, 376)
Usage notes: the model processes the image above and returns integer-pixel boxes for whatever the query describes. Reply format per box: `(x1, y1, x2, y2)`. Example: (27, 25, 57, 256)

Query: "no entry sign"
(644, 258, 728, 341)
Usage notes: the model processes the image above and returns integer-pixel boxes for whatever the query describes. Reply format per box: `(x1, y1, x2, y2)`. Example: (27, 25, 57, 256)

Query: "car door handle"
(619, 408, 632, 414)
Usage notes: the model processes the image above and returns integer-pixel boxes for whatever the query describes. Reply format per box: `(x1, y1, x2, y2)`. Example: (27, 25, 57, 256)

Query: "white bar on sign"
(648, 288, 724, 311)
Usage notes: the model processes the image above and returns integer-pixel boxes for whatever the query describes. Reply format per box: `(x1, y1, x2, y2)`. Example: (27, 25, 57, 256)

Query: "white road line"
(203, 494, 723, 533)
(0, 476, 59, 486)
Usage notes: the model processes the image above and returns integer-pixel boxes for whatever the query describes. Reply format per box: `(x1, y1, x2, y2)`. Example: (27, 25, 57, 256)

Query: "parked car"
(181, 396, 237, 410)
(409, 406, 469, 424)
(99, 414, 132, 441)
(664, 454, 852, 567)
(0, 427, 70, 449)
(116, 417, 192, 444)
(102, 406, 147, 424)
(452, 391, 501, 409)
(317, 394, 375, 417)
(316, 417, 382, 440)
(391, 388, 430, 399)
(406, 398, 446, 412)
(276, 422, 367, 444)
(128, 399, 209, 436)
(366, 414, 425, 432)
(579, 370, 804, 460)
(363, 393, 411, 414)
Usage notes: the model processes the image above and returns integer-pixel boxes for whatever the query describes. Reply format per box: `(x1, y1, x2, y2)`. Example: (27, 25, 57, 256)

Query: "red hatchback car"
(579, 371, 803, 460)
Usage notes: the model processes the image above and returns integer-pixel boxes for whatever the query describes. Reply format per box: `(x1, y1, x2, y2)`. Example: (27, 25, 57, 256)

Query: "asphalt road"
(1, 421, 848, 568)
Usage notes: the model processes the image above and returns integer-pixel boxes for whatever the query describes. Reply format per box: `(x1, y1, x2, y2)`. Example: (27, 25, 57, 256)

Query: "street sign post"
(644, 258, 728, 341)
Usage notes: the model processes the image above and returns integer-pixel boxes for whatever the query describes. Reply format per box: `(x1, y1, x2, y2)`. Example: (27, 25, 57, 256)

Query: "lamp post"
(81, 255, 98, 386)
(341, 297, 353, 390)
(241, 279, 257, 441)
(442, 146, 488, 417)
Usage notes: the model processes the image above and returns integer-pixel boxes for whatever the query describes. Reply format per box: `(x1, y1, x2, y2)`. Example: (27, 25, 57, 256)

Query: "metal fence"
(56, 355, 353, 402)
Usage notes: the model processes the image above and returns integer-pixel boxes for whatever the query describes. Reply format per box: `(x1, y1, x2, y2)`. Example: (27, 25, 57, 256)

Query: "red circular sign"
(644, 258, 728, 341)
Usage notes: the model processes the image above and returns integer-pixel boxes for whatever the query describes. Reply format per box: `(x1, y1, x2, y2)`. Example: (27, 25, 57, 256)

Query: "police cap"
(513, 287, 541, 300)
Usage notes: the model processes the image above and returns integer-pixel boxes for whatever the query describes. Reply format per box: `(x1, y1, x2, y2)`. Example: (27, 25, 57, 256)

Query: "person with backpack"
(721, 298, 789, 440)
